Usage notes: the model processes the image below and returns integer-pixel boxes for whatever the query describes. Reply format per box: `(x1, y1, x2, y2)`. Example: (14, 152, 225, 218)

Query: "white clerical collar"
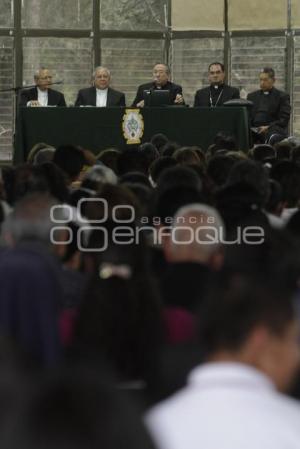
(96, 88, 108, 94)
(96, 88, 108, 107)
(37, 87, 47, 95)
(37, 87, 48, 106)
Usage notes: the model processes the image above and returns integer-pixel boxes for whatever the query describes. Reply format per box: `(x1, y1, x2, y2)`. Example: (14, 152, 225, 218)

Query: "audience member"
(146, 262, 300, 449)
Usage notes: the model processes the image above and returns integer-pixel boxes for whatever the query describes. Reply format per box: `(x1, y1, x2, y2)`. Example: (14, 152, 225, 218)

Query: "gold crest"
(122, 109, 144, 144)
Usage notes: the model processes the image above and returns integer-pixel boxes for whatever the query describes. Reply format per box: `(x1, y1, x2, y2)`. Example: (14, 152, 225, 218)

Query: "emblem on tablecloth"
(122, 109, 144, 144)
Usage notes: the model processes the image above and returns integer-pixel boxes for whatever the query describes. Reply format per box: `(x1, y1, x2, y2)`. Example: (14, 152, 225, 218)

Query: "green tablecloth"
(14, 106, 250, 164)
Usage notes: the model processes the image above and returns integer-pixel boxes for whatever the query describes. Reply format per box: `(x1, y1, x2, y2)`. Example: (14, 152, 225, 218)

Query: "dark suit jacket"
(19, 87, 66, 107)
(132, 81, 183, 107)
(75, 86, 126, 107)
(247, 87, 290, 134)
(194, 84, 240, 107)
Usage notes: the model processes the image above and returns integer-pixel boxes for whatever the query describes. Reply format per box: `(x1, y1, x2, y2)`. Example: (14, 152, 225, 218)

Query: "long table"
(14, 106, 250, 164)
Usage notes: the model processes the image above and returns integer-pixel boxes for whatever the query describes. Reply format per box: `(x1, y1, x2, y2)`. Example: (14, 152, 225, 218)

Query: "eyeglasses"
(209, 71, 222, 75)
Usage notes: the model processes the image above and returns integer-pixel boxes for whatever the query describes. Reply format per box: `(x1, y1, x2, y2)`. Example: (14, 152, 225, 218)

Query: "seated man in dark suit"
(194, 62, 240, 107)
(247, 67, 291, 145)
(75, 66, 126, 107)
(132, 63, 184, 107)
(20, 67, 66, 107)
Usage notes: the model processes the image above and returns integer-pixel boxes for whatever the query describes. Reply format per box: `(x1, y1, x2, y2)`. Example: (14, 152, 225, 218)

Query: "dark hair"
(213, 132, 237, 151)
(2, 366, 156, 449)
(252, 144, 275, 162)
(150, 133, 169, 153)
(261, 67, 275, 79)
(156, 165, 202, 193)
(161, 141, 180, 157)
(291, 145, 300, 165)
(198, 270, 295, 356)
(149, 156, 177, 184)
(271, 160, 300, 207)
(154, 63, 170, 75)
(74, 223, 162, 383)
(117, 148, 148, 176)
(97, 149, 120, 174)
(265, 179, 283, 214)
(139, 142, 159, 170)
(152, 186, 204, 225)
(227, 159, 270, 207)
(173, 147, 201, 166)
(209, 62, 225, 72)
(207, 155, 237, 188)
(119, 171, 152, 188)
(53, 145, 85, 181)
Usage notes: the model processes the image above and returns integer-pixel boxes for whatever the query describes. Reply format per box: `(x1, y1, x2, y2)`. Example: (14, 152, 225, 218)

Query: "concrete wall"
(172, 0, 293, 31)
(172, 0, 224, 31)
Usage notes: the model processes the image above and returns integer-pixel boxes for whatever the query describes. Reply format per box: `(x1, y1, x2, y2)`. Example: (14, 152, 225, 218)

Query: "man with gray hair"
(164, 203, 225, 269)
(132, 63, 184, 107)
(20, 67, 66, 107)
(75, 66, 126, 107)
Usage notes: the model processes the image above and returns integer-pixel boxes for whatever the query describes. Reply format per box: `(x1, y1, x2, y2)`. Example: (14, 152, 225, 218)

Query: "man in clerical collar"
(132, 63, 184, 107)
(194, 62, 240, 107)
(75, 66, 126, 107)
(247, 67, 291, 145)
(20, 67, 66, 107)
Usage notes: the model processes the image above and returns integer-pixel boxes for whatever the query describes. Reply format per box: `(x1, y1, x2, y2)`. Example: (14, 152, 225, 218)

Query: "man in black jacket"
(247, 67, 291, 144)
(194, 62, 240, 107)
(132, 63, 184, 107)
(75, 66, 125, 107)
(19, 68, 66, 107)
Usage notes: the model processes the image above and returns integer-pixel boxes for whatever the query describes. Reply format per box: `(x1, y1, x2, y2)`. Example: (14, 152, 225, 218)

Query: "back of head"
(53, 145, 85, 182)
(117, 148, 148, 176)
(166, 203, 225, 265)
(97, 148, 121, 174)
(2, 192, 60, 247)
(139, 142, 159, 169)
(157, 165, 202, 193)
(149, 157, 177, 186)
(153, 186, 204, 226)
(252, 144, 275, 162)
(207, 154, 237, 188)
(173, 147, 201, 166)
(274, 140, 293, 160)
(227, 159, 270, 207)
(82, 164, 118, 191)
(33, 147, 56, 165)
(150, 133, 169, 154)
(10, 164, 50, 205)
(271, 160, 300, 207)
(198, 269, 296, 360)
(213, 132, 237, 151)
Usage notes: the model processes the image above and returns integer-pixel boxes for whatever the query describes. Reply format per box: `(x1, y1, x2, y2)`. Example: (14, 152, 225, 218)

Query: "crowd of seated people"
(0, 133, 300, 447)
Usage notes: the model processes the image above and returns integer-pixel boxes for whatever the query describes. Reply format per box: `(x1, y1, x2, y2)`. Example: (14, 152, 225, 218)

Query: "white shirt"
(96, 88, 108, 107)
(146, 362, 300, 449)
(281, 207, 298, 225)
(37, 87, 48, 106)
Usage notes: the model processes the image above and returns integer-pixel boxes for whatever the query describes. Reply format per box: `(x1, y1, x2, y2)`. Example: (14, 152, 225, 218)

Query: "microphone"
(49, 80, 64, 86)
